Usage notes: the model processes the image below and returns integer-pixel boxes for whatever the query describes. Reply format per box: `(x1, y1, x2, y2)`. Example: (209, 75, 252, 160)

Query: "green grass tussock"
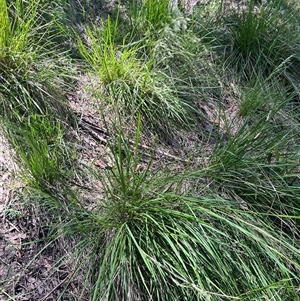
(4, 114, 73, 190)
(76, 11, 196, 132)
(224, 0, 300, 93)
(0, 0, 74, 123)
(52, 120, 300, 300)
(1, 0, 300, 300)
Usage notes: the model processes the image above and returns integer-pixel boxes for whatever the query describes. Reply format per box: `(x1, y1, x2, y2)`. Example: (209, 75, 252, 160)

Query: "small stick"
(79, 119, 188, 163)
(40, 277, 69, 301)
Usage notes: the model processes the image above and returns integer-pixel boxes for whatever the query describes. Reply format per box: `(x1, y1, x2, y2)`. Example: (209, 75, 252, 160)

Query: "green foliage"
(1, 0, 300, 300)
(0, 0, 74, 130)
(224, 0, 300, 92)
(77, 14, 195, 132)
(51, 116, 299, 300)
(0, 0, 68, 64)
(0, 0, 10, 50)
(0, 0, 74, 193)
(206, 100, 300, 219)
(78, 17, 146, 85)
(5, 114, 73, 190)
(239, 79, 286, 116)
(129, 0, 174, 32)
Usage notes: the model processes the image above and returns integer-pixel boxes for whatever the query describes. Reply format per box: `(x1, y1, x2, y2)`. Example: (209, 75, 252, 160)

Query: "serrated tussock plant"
(238, 77, 289, 117)
(0, 0, 10, 50)
(0, 0, 74, 120)
(129, 0, 174, 33)
(200, 99, 300, 230)
(41, 113, 300, 301)
(4, 114, 73, 191)
(77, 14, 195, 132)
(224, 0, 300, 91)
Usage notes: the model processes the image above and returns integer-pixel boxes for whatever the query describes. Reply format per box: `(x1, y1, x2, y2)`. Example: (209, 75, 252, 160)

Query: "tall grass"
(0, 0, 10, 50)
(222, 0, 300, 95)
(30, 110, 298, 301)
(4, 114, 73, 190)
(1, 0, 300, 300)
(48, 124, 300, 300)
(0, 0, 73, 123)
(76, 12, 196, 133)
(129, 0, 174, 32)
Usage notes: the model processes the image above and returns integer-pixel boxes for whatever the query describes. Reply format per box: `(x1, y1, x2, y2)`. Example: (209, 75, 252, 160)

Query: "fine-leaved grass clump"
(31, 112, 297, 301)
(0, 0, 10, 50)
(238, 77, 289, 117)
(0, 0, 74, 123)
(4, 114, 73, 191)
(224, 0, 300, 93)
(0, 0, 75, 199)
(129, 0, 174, 33)
(77, 14, 195, 132)
(1, 1, 300, 300)
(54, 122, 300, 300)
(205, 100, 300, 227)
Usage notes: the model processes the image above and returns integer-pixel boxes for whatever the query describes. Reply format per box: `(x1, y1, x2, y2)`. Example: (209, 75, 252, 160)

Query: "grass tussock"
(1, 0, 300, 300)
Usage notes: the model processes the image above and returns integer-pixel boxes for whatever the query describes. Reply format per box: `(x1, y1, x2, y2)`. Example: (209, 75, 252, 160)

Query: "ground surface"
(0, 133, 65, 300)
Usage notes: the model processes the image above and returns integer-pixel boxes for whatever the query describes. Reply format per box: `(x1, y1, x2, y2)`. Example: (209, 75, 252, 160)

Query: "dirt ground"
(0, 133, 56, 300)
(0, 124, 89, 300)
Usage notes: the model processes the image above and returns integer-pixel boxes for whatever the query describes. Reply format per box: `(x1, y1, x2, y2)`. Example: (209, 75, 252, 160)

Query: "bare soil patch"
(0, 133, 76, 300)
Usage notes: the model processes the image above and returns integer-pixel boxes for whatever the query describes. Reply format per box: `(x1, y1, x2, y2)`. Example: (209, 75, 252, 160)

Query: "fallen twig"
(77, 116, 188, 164)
